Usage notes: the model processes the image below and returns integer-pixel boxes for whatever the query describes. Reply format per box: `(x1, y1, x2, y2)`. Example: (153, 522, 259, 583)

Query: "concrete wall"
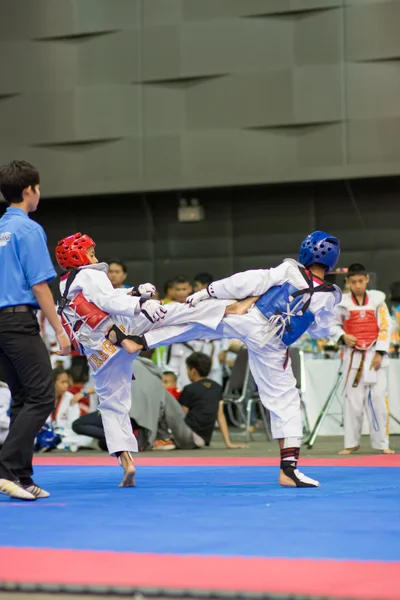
(0, 0, 399, 197)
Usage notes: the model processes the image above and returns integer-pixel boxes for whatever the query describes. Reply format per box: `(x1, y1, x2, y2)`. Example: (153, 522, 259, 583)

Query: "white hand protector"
(186, 288, 211, 307)
(141, 299, 167, 323)
(138, 282, 156, 301)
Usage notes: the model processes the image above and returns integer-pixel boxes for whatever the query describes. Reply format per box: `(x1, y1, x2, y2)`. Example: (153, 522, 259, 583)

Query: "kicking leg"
(105, 325, 147, 354)
(225, 296, 260, 316)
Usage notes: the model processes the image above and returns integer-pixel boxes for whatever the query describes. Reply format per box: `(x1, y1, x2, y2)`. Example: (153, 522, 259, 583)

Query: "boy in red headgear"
(55, 233, 228, 487)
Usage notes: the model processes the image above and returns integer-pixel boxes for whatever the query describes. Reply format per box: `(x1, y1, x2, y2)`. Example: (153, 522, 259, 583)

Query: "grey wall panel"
(297, 123, 344, 167)
(79, 32, 138, 86)
(0, 0, 400, 196)
(183, 0, 341, 21)
(294, 7, 342, 66)
(346, 1, 400, 62)
(347, 63, 400, 119)
(185, 73, 293, 129)
(0, 0, 138, 40)
(143, 86, 186, 134)
(293, 66, 342, 123)
(348, 118, 400, 164)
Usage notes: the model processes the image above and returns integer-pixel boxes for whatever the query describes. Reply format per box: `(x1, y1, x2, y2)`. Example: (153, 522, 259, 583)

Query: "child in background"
(331, 264, 394, 455)
(52, 368, 93, 452)
(162, 371, 181, 400)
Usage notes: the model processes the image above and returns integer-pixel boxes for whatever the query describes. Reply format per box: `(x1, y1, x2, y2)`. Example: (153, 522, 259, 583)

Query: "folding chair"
(222, 348, 271, 442)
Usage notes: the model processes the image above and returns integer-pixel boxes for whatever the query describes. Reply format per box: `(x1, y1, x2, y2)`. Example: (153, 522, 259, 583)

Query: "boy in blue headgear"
(142, 232, 342, 487)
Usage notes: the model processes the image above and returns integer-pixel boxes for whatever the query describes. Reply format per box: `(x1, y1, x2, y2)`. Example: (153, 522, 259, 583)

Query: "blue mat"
(0, 466, 399, 561)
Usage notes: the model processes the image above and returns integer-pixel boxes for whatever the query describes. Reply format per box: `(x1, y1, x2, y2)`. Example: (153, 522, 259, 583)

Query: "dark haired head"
(68, 363, 89, 384)
(174, 275, 191, 285)
(186, 352, 212, 378)
(0, 160, 40, 204)
(194, 272, 213, 285)
(347, 263, 368, 277)
(163, 279, 175, 296)
(108, 259, 127, 274)
(53, 367, 67, 382)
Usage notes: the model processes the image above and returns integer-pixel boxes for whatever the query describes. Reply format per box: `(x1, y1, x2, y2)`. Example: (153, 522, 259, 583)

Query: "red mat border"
(0, 548, 398, 600)
(33, 455, 400, 467)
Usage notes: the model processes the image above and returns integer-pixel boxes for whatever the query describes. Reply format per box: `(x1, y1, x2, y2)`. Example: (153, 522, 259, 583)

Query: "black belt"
(0, 305, 36, 314)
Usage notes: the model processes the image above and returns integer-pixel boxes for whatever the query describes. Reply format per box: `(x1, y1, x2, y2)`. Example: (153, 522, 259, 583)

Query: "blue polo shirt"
(0, 207, 56, 309)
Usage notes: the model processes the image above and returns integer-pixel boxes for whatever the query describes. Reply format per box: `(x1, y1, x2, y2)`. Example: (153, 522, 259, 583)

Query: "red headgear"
(56, 233, 95, 270)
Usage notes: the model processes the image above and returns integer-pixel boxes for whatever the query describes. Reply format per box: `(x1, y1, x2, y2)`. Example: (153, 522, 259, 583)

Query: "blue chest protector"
(255, 267, 334, 346)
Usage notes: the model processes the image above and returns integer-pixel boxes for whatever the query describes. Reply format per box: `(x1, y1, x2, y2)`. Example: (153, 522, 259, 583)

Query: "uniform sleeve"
(19, 227, 56, 287)
(79, 269, 141, 317)
(376, 302, 391, 353)
(328, 305, 347, 344)
(208, 262, 291, 299)
(308, 294, 340, 340)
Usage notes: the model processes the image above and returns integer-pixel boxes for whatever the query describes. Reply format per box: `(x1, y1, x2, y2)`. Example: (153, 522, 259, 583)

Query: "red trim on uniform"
(32, 455, 400, 467)
(305, 269, 326, 285)
(0, 548, 397, 599)
(60, 273, 69, 281)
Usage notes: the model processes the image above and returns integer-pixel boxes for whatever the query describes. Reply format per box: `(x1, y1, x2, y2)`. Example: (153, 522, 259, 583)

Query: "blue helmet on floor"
(34, 423, 61, 452)
(298, 231, 340, 271)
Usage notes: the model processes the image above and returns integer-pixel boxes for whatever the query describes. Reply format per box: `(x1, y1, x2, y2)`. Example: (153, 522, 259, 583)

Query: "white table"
(302, 357, 400, 436)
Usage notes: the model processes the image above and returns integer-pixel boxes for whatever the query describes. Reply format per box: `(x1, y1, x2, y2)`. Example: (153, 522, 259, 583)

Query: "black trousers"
(72, 412, 107, 451)
(0, 311, 54, 483)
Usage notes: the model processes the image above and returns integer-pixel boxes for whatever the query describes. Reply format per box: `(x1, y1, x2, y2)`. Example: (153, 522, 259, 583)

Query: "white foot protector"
(294, 469, 320, 488)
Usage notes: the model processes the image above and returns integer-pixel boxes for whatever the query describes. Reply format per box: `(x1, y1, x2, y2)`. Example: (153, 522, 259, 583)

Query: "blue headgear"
(298, 231, 340, 271)
(34, 423, 61, 452)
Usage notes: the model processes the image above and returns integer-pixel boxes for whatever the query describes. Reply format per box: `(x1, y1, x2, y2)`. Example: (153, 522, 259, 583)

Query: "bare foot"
(225, 296, 260, 316)
(338, 446, 360, 455)
(383, 448, 395, 454)
(121, 339, 143, 354)
(118, 451, 136, 487)
(279, 469, 296, 487)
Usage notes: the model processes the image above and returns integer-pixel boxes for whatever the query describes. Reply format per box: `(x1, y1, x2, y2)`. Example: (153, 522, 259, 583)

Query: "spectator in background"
(67, 363, 95, 416)
(0, 368, 11, 448)
(161, 279, 175, 303)
(38, 310, 72, 370)
(162, 371, 181, 399)
(193, 272, 213, 293)
(0, 160, 70, 500)
(153, 276, 192, 370)
(107, 259, 130, 289)
(173, 276, 193, 304)
(51, 368, 93, 452)
(161, 352, 247, 450)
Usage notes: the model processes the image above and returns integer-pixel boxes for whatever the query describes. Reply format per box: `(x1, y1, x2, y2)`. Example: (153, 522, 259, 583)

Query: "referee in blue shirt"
(0, 160, 70, 500)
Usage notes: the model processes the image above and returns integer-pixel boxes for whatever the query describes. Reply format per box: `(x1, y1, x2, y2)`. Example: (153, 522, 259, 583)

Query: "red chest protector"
(68, 291, 109, 331)
(60, 292, 109, 353)
(343, 295, 379, 350)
